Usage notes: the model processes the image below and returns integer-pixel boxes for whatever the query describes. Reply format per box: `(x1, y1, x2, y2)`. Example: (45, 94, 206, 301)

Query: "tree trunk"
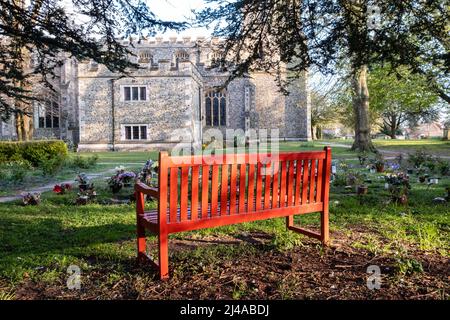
(316, 126, 322, 140)
(311, 126, 317, 140)
(12, 0, 34, 141)
(390, 125, 396, 139)
(13, 92, 33, 141)
(351, 65, 376, 152)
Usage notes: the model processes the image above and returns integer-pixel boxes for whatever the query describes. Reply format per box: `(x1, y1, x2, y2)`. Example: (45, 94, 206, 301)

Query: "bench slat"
(247, 164, 255, 212)
(201, 165, 209, 219)
(164, 151, 326, 167)
(238, 164, 246, 213)
(309, 160, 317, 203)
(294, 160, 302, 206)
(211, 165, 219, 217)
(255, 162, 263, 211)
(280, 161, 287, 208)
(229, 164, 237, 215)
(167, 203, 324, 234)
(180, 167, 189, 222)
(272, 162, 279, 209)
(264, 163, 272, 209)
(169, 167, 178, 223)
(287, 160, 295, 207)
(191, 166, 199, 221)
(221, 164, 229, 216)
(316, 160, 323, 203)
(302, 160, 309, 204)
(142, 199, 324, 226)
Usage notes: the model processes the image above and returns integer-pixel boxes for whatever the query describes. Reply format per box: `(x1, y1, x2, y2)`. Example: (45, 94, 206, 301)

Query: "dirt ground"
(6, 228, 449, 300)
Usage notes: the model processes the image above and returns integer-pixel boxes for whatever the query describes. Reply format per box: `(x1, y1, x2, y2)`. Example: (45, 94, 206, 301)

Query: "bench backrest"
(156, 147, 331, 230)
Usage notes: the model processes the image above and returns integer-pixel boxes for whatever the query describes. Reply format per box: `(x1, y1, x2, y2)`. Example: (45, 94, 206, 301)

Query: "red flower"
(53, 185, 62, 194)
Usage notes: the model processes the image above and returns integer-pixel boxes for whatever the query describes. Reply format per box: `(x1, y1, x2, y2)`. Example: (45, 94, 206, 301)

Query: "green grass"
(76, 151, 158, 164)
(0, 160, 448, 287)
(0, 141, 449, 297)
(321, 138, 450, 156)
(373, 139, 450, 156)
(0, 142, 352, 196)
(0, 152, 155, 196)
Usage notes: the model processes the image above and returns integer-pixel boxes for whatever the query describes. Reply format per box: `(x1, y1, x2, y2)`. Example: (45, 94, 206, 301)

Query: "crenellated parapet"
(77, 35, 228, 81)
(120, 36, 224, 47)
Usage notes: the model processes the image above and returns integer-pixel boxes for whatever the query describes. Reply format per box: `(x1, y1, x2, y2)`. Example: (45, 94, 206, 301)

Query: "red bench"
(135, 147, 332, 279)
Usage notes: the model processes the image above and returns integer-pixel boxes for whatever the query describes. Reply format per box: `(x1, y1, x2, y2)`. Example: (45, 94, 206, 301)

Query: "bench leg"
(320, 209, 330, 246)
(137, 222, 147, 262)
(158, 231, 169, 280)
(286, 215, 293, 229)
(287, 213, 330, 246)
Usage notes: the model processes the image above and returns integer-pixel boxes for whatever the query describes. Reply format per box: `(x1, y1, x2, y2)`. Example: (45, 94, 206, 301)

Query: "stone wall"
(0, 118, 16, 140)
(77, 58, 202, 151)
(32, 55, 80, 144)
(64, 36, 311, 151)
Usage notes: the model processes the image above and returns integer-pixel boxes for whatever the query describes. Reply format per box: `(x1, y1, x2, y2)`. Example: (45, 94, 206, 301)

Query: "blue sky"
(148, 0, 211, 37)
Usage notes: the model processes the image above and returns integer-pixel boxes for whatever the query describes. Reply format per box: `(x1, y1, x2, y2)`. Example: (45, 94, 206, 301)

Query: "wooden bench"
(135, 147, 332, 279)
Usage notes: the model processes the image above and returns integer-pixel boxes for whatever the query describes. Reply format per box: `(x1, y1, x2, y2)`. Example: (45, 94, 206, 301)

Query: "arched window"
(205, 89, 226, 126)
(208, 50, 222, 67)
(138, 50, 152, 63)
(36, 98, 59, 129)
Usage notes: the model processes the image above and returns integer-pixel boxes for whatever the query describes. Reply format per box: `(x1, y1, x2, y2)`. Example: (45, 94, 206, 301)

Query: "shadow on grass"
(0, 215, 136, 257)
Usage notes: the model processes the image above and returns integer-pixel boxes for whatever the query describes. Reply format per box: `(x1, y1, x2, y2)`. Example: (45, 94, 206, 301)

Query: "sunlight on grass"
(0, 140, 449, 298)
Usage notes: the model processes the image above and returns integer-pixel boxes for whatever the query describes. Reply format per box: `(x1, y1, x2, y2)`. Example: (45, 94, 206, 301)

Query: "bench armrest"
(135, 182, 159, 198)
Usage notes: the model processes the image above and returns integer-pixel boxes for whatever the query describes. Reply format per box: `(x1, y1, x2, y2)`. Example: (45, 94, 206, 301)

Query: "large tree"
(309, 74, 345, 139)
(0, 0, 185, 140)
(369, 65, 440, 139)
(195, 0, 449, 152)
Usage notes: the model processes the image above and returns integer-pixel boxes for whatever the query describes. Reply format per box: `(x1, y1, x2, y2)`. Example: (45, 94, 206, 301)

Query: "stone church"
(0, 36, 311, 151)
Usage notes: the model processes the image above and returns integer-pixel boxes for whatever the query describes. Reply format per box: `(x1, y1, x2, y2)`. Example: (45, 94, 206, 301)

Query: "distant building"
(0, 36, 312, 151)
(405, 122, 443, 139)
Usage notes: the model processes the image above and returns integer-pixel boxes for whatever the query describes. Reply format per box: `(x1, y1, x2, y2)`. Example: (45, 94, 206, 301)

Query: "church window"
(138, 51, 152, 63)
(174, 50, 189, 62)
(123, 86, 147, 101)
(123, 125, 148, 140)
(205, 89, 226, 126)
(36, 100, 59, 129)
(173, 50, 190, 67)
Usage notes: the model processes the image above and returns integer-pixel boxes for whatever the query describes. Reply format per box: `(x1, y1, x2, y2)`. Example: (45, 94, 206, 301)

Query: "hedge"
(0, 140, 68, 167)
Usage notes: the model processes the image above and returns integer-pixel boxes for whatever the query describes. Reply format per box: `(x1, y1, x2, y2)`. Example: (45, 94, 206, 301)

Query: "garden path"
(0, 167, 120, 203)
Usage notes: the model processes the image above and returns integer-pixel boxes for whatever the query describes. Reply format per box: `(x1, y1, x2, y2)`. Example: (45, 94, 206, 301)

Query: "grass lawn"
(0, 142, 449, 300)
(373, 139, 450, 157)
(321, 138, 450, 157)
(0, 142, 353, 197)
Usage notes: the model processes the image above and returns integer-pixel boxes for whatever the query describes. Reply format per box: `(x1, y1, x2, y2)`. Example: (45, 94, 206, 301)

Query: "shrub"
(436, 159, 450, 176)
(68, 154, 98, 169)
(40, 154, 66, 176)
(0, 140, 68, 167)
(0, 160, 32, 183)
(407, 148, 433, 168)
